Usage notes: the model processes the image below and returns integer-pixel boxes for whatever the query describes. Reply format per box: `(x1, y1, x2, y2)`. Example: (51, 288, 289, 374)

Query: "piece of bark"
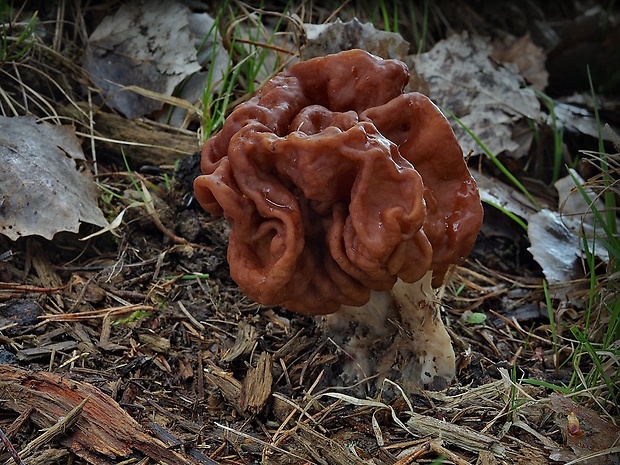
(16, 341, 78, 362)
(0, 364, 204, 465)
(273, 330, 316, 365)
(205, 364, 291, 420)
(60, 103, 199, 167)
(19, 448, 70, 465)
(5, 406, 34, 440)
(239, 352, 273, 414)
(204, 365, 245, 414)
(17, 395, 88, 461)
(222, 322, 257, 362)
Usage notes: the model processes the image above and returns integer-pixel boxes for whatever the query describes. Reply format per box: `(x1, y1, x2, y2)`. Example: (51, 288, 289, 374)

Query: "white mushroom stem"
(321, 270, 456, 392)
(391, 273, 456, 387)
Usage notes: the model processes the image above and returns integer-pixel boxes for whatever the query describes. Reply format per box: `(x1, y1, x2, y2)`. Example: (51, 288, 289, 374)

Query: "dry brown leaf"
(492, 33, 549, 91)
(548, 393, 620, 465)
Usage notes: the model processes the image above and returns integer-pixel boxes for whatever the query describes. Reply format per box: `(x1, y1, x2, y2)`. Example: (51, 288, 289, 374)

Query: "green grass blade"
(447, 109, 542, 211)
(587, 65, 617, 237)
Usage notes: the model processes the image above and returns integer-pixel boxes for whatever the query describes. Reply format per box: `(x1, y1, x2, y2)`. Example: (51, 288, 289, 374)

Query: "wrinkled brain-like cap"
(194, 49, 483, 315)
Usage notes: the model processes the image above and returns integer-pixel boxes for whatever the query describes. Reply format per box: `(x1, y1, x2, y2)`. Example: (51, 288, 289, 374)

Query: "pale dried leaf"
(553, 101, 617, 141)
(527, 209, 583, 287)
(0, 116, 107, 241)
(527, 169, 614, 292)
(604, 123, 620, 151)
(163, 11, 230, 127)
(83, 0, 202, 119)
(413, 31, 543, 158)
(302, 18, 409, 60)
(555, 168, 608, 237)
(474, 171, 539, 220)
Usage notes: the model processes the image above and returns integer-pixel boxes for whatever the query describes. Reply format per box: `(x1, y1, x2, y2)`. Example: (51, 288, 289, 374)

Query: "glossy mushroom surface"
(194, 49, 482, 316)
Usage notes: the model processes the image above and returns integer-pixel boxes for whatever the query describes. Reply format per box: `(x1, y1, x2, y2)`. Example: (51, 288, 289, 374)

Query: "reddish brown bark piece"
(0, 364, 206, 465)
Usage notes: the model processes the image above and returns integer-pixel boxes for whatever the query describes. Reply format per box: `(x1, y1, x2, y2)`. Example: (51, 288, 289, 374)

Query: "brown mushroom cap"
(361, 93, 483, 286)
(194, 49, 482, 315)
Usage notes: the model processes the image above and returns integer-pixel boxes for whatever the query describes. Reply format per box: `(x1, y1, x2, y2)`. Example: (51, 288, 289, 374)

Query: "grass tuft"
(0, 2, 38, 63)
(566, 146, 620, 415)
(200, 2, 294, 140)
(535, 77, 620, 417)
(450, 92, 619, 417)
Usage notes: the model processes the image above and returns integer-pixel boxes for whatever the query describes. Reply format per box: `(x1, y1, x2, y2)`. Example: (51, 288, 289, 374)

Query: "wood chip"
(222, 321, 257, 362)
(205, 365, 244, 413)
(0, 365, 203, 465)
(138, 333, 171, 353)
(16, 341, 78, 362)
(205, 364, 291, 419)
(240, 352, 273, 414)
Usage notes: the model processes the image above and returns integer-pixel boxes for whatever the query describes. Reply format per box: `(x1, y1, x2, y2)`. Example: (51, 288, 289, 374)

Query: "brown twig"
(0, 282, 71, 293)
(38, 304, 155, 321)
(0, 426, 26, 465)
(16, 396, 89, 460)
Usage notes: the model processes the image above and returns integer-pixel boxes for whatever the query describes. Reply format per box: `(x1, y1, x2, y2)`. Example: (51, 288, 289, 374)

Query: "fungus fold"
(194, 49, 483, 389)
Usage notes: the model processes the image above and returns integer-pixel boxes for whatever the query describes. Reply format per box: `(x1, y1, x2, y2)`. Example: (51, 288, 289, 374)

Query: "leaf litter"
(301, 18, 409, 60)
(83, 0, 219, 121)
(413, 31, 544, 158)
(0, 116, 108, 240)
(0, 2, 619, 465)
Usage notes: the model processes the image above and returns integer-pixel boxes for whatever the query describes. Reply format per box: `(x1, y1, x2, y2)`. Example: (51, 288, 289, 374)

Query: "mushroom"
(194, 49, 483, 391)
